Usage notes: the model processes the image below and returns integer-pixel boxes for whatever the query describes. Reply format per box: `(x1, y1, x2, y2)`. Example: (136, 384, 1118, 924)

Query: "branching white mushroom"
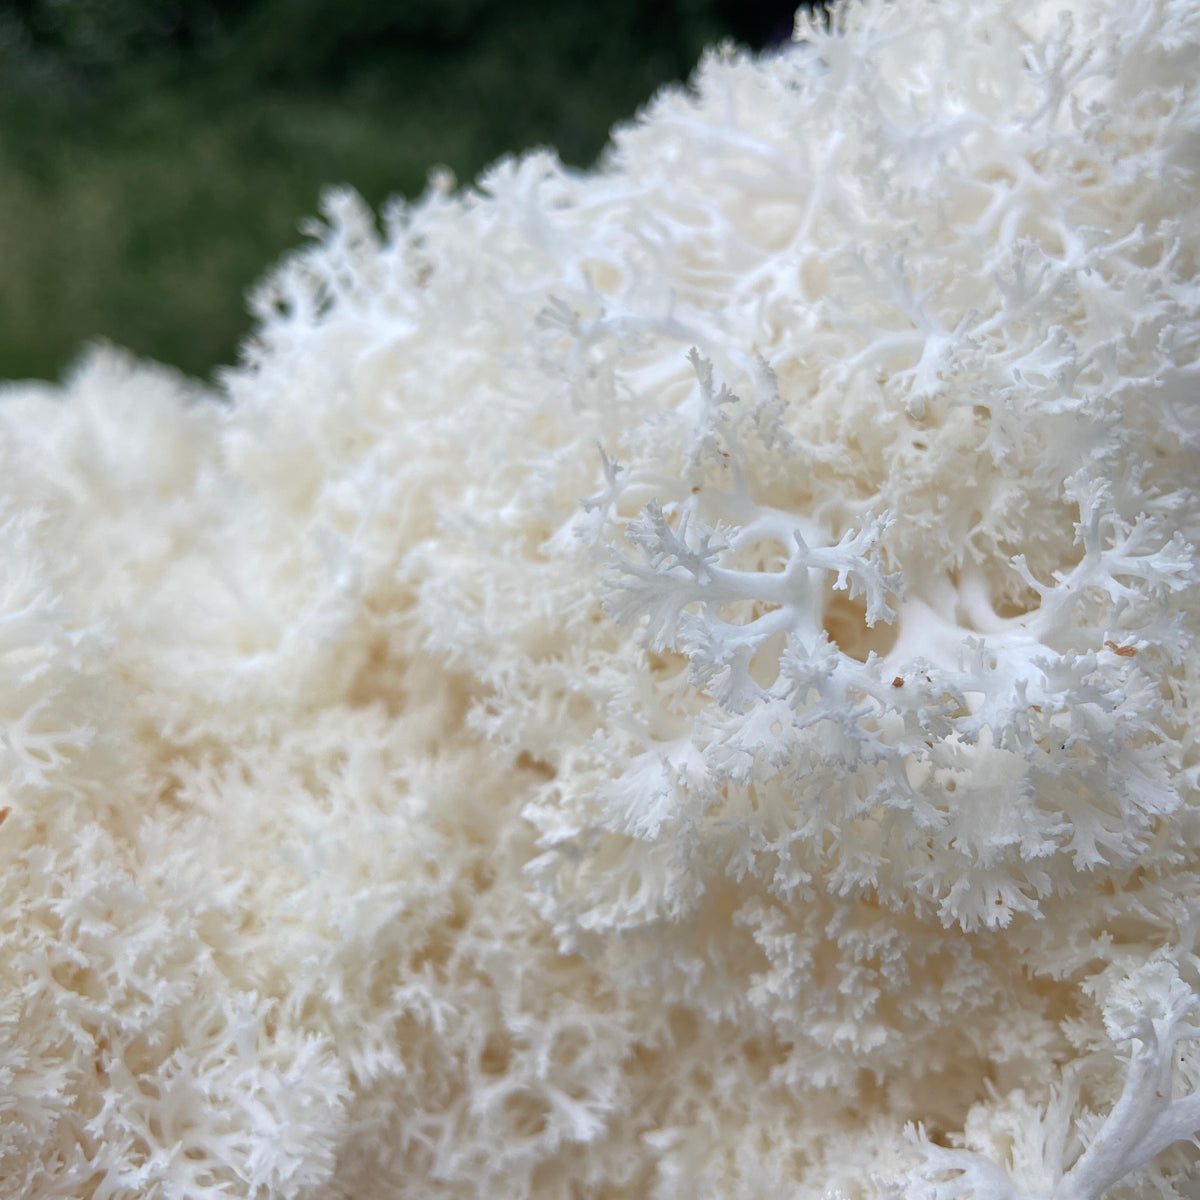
(1, 0, 1198, 1196)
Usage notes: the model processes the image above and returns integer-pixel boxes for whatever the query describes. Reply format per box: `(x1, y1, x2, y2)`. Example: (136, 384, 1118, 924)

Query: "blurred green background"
(0, 0, 800, 382)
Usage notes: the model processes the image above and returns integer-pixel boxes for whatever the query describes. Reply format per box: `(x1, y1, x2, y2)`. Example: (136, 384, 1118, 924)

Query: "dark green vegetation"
(0, 0, 800, 381)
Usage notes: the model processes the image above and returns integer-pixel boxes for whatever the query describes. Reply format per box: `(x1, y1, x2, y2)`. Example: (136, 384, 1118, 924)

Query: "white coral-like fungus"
(2, 0, 1200, 1196)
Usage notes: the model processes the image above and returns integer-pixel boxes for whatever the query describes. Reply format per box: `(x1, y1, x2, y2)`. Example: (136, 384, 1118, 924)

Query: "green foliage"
(0, 0, 798, 380)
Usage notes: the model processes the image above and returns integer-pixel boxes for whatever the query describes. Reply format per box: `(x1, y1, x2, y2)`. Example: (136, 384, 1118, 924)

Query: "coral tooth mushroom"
(2, 0, 1199, 1197)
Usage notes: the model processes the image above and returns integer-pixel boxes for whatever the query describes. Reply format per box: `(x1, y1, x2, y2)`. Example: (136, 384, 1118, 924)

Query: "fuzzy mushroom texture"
(2, 0, 1199, 1197)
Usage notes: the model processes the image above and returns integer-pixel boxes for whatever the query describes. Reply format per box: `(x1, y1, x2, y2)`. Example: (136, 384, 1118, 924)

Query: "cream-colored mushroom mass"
(2, 0, 1199, 1196)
